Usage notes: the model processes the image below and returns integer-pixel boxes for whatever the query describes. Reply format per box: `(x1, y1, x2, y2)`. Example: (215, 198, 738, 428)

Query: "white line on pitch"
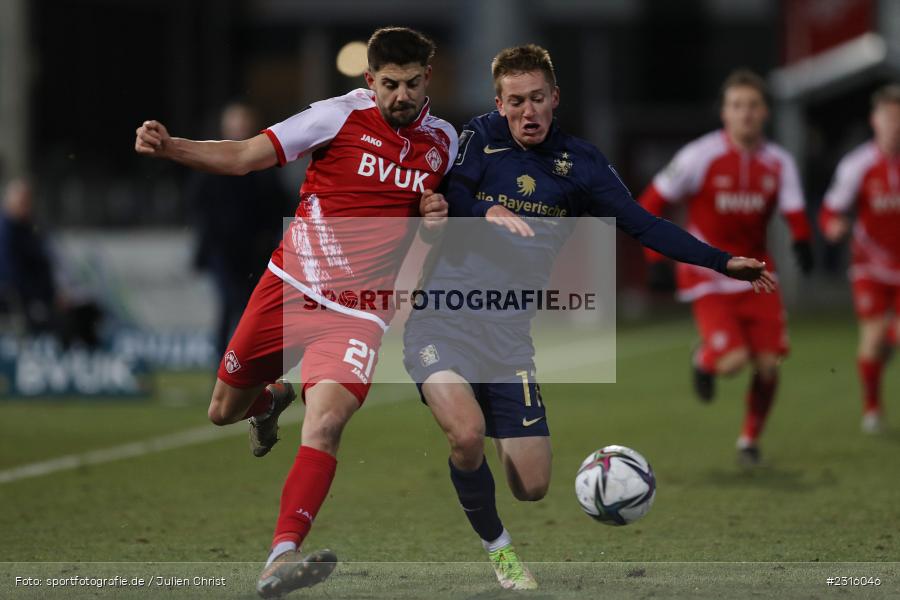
(0, 328, 687, 485)
(0, 414, 286, 485)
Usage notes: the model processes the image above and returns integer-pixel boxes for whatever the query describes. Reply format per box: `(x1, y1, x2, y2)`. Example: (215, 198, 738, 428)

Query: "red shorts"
(852, 278, 900, 319)
(216, 269, 384, 403)
(691, 289, 789, 360)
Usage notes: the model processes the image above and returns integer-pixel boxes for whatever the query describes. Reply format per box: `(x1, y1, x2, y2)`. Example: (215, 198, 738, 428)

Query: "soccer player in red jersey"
(820, 84, 900, 434)
(638, 70, 813, 466)
(135, 27, 456, 598)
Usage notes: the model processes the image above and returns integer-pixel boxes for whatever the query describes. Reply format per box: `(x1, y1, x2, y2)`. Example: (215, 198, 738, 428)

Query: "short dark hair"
(872, 83, 900, 109)
(720, 68, 770, 106)
(367, 27, 435, 72)
(491, 44, 557, 96)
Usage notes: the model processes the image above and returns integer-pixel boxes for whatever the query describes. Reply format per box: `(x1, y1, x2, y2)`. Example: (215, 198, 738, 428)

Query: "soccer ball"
(574, 445, 656, 526)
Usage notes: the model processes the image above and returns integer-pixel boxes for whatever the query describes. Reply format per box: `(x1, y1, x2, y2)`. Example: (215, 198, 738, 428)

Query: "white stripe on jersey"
(654, 130, 804, 215)
(852, 220, 895, 266)
(653, 131, 726, 202)
(823, 141, 880, 213)
(760, 143, 805, 213)
(267, 89, 377, 163)
(676, 278, 755, 302)
(267, 260, 390, 333)
(849, 263, 900, 285)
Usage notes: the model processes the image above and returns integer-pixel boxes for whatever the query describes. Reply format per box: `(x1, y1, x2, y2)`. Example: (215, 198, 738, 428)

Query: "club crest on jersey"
(224, 351, 241, 374)
(710, 331, 729, 351)
(761, 174, 777, 192)
(425, 147, 442, 172)
(553, 152, 573, 177)
(517, 174, 537, 197)
(419, 344, 440, 367)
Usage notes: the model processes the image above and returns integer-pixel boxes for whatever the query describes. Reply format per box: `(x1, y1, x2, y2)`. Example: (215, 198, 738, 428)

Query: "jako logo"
(357, 152, 429, 192)
(295, 508, 314, 522)
(360, 134, 382, 147)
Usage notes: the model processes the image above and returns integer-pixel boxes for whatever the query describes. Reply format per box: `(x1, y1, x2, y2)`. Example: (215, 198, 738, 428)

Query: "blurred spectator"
(0, 178, 58, 334)
(0, 177, 104, 346)
(187, 102, 288, 356)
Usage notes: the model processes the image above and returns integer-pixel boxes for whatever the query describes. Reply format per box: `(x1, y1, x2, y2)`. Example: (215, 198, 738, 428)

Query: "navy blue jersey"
(449, 111, 731, 261)
(417, 111, 731, 323)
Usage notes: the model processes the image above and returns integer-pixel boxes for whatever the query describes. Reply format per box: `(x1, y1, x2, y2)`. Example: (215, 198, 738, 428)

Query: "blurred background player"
(638, 70, 814, 467)
(820, 84, 900, 434)
(186, 102, 287, 357)
(404, 45, 773, 591)
(135, 27, 456, 598)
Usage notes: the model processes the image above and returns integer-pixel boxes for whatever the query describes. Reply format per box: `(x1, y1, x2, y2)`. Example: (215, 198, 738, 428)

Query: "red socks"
(741, 372, 778, 443)
(271, 445, 337, 547)
(242, 386, 275, 420)
(858, 358, 883, 414)
(694, 344, 717, 374)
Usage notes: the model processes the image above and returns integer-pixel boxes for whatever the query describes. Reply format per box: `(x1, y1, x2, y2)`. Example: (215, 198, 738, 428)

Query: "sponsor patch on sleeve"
(608, 163, 632, 196)
(455, 129, 475, 166)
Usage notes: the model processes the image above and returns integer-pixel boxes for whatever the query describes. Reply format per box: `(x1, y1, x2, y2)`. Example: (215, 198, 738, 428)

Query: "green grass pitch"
(1, 314, 898, 599)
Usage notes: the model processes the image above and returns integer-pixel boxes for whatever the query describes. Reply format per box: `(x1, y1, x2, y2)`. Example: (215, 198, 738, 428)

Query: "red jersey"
(639, 130, 810, 301)
(820, 141, 900, 284)
(262, 89, 457, 330)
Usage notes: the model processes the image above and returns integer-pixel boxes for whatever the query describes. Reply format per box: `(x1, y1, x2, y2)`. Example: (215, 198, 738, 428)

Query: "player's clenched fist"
(134, 120, 170, 156)
(420, 189, 448, 231)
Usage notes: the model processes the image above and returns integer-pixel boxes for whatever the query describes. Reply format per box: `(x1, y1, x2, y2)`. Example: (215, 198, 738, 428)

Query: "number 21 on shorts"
(343, 339, 376, 383)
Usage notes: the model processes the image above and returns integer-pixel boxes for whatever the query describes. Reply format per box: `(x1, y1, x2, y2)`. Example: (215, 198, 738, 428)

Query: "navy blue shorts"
(403, 314, 549, 438)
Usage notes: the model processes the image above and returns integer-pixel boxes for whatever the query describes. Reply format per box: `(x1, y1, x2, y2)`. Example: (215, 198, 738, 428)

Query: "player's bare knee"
(446, 428, 485, 470)
(304, 410, 351, 448)
(512, 481, 549, 502)
(448, 428, 484, 459)
(859, 335, 885, 360)
(717, 347, 749, 375)
(754, 361, 779, 382)
(207, 404, 224, 426)
(207, 397, 235, 426)
(207, 382, 244, 425)
(756, 368, 778, 383)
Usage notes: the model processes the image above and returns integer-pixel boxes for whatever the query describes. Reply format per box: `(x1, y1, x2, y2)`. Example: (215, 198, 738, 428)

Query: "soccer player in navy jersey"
(403, 45, 774, 590)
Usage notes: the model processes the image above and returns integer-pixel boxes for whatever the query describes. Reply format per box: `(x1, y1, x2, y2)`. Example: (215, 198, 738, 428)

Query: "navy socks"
(448, 457, 504, 543)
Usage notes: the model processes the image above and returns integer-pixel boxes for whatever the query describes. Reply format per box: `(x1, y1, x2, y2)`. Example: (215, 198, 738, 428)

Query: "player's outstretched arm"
(134, 120, 277, 175)
(615, 198, 777, 292)
(725, 257, 776, 293)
